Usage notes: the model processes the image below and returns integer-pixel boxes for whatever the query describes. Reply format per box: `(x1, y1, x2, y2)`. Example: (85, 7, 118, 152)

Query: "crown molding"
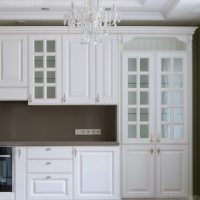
(0, 26, 197, 35)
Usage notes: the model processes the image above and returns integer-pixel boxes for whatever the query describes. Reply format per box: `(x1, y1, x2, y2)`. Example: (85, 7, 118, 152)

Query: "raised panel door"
(74, 147, 119, 200)
(63, 36, 95, 104)
(156, 145, 187, 197)
(122, 145, 155, 198)
(95, 35, 118, 104)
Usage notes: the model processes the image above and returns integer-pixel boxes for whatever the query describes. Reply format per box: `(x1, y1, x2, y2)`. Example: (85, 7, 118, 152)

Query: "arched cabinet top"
(123, 36, 188, 51)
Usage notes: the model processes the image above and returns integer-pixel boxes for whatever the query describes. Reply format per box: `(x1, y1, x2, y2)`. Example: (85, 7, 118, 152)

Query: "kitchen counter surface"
(0, 141, 120, 146)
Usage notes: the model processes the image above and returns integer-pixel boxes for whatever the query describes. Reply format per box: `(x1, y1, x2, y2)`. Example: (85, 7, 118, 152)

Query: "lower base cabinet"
(74, 147, 120, 200)
(122, 145, 188, 199)
(15, 146, 120, 200)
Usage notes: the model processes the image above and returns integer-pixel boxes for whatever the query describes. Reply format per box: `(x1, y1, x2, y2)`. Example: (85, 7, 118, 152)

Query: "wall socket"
(75, 129, 101, 136)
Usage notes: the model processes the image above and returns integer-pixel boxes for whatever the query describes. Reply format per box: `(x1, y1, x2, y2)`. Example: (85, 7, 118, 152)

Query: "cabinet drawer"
(28, 160, 72, 173)
(28, 174, 72, 200)
(27, 147, 73, 159)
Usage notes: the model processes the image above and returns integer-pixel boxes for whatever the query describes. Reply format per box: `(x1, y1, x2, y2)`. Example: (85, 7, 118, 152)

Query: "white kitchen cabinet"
(28, 35, 62, 105)
(95, 35, 118, 104)
(122, 36, 192, 199)
(63, 35, 95, 104)
(122, 145, 155, 198)
(0, 35, 27, 100)
(74, 146, 120, 200)
(156, 145, 187, 198)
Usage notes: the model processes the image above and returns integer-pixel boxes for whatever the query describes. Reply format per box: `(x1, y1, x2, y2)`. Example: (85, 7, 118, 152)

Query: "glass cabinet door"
(124, 54, 154, 142)
(158, 55, 186, 142)
(29, 36, 61, 104)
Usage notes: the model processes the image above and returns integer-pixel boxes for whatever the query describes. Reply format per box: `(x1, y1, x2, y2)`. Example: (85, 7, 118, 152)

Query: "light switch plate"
(75, 129, 101, 136)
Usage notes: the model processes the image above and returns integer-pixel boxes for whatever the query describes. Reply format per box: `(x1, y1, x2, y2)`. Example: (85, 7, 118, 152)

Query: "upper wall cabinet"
(0, 35, 27, 100)
(62, 35, 118, 105)
(28, 35, 62, 105)
(95, 35, 118, 104)
(63, 35, 95, 104)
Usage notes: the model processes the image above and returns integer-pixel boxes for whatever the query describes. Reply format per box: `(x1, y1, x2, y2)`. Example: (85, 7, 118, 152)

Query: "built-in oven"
(0, 147, 12, 192)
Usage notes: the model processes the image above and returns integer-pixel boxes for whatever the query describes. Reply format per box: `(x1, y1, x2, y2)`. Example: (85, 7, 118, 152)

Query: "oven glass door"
(0, 147, 12, 192)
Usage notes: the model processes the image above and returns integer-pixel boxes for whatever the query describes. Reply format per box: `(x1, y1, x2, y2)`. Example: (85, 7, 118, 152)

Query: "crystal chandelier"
(64, 0, 120, 44)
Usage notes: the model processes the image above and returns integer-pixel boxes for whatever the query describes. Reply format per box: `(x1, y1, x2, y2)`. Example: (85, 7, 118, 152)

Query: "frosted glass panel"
(174, 58, 183, 72)
(162, 91, 170, 105)
(34, 41, 43, 52)
(140, 125, 149, 138)
(162, 75, 170, 88)
(140, 58, 148, 71)
(162, 108, 170, 122)
(173, 74, 183, 88)
(140, 75, 148, 88)
(47, 87, 56, 99)
(47, 40, 55, 52)
(174, 125, 183, 139)
(161, 124, 170, 138)
(162, 58, 170, 72)
(47, 56, 55, 68)
(173, 91, 183, 105)
(174, 108, 183, 123)
(140, 92, 148, 105)
(35, 71, 43, 83)
(128, 108, 137, 122)
(140, 108, 148, 122)
(128, 92, 137, 105)
(128, 125, 137, 138)
(35, 87, 43, 99)
(128, 75, 137, 88)
(128, 58, 136, 71)
(47, 71, 56, 83)
(35, 56, 43, 68)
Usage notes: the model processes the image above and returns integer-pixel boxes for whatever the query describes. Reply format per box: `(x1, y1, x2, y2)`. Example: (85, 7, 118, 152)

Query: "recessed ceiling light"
(41, 7, 50, 11)
(15, 21, 27, 24)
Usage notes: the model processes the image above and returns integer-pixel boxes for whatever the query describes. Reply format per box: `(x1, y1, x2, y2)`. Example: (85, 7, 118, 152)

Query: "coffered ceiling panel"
(0, 0, 199, 25)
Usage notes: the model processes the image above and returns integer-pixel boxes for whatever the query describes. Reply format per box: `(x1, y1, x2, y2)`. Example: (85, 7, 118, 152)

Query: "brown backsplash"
(0, 102, 117, 142)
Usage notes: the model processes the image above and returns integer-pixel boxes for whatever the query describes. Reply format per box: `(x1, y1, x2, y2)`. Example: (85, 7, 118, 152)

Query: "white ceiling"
(0, 0, 199, 25)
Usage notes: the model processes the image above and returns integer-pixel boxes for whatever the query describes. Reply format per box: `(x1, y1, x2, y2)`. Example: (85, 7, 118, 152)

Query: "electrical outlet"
(75, 129, 101, 136)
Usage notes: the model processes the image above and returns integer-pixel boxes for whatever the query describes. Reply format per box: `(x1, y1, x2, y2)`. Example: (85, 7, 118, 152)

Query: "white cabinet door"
(122, 53, 155, 144)
(27, 174, 72, 200)
(29, 35, 62, 105)
(122, 145, 155, 198)
(63, 35, 95, 104)
(95, 35, 118, 104)
(74, 147, 119, 200)
(156, 53, 188, 144)
(156, 145, 187, 197)
(15, 147, 26, 200)
(0, 35, 27, 100)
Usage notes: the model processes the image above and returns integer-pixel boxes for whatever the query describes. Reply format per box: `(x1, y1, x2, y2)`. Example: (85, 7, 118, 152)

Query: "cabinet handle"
(46, 176, 51, 179)
(157, 134, 161, 143)
(46, 148, 51, 151)
(157, 149, 161, 155)
(18, 149, 21, 158)
(150, 148, 154, 155)
(74, 148, 77, 158)
(150, 134, 155, 143)
(63, 94, 66, 103)
(96, 94, 100, 103)
(28, 94, 32, 103)
(46, 162, 51, 165)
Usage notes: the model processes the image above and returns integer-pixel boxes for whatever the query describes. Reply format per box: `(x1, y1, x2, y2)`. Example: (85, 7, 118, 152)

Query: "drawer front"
(27, 147, 73, 159)
(28, 174, 72, 200)
(28, 160, 72, 173)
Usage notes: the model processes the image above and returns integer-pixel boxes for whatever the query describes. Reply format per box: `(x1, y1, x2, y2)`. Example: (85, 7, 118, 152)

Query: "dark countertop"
(0, 141, 120, 146)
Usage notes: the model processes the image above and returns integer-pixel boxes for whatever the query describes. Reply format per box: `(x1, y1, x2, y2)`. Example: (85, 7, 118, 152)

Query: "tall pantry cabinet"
(121, 33, 193, 199)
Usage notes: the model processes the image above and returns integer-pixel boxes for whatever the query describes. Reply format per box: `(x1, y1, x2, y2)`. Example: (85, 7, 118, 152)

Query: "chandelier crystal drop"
(64, 0, 120, 44)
